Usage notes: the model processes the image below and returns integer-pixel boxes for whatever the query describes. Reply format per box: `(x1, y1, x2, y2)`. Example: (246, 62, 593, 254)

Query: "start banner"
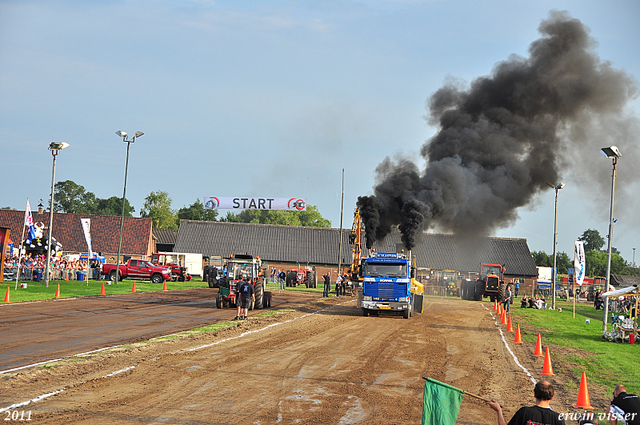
(203, 197, 307, 211)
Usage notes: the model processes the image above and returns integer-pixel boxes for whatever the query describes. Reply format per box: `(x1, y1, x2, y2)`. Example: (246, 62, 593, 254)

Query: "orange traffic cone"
(55, 283, 61, 298)
(132, 281, 137, 293)
(100, 281, 106, 296)
(162, 280, 167, 291)
(4, 286, 10, 303)
(533, 333, 543, 356)
(494, 299, 498, 311)
(501, 310, 507, 325)
(497, 303, 502, 315)
(514, 324, 523, 343)
(506, 315, 514, 332)
(541, 347, 555, 376)
(572, 371, 593, 409)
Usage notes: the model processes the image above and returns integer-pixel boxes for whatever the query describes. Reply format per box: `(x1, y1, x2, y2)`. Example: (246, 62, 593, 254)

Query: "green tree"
(531, 251, 552, 267)
(298, 205, 332, 227)
(221, 205, 331, 227)
(140, 191, 177, 229)
(94, 196, 135, 217)
(177, 199, 218, 223)
(53, 180, 97, 214)
(578, 229, 605, 253)
(584, 250, 626, 276)
(555, 251, 571, 274)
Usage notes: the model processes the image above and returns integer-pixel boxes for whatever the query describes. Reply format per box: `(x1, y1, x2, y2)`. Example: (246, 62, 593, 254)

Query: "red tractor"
(285, 268, 316, 288)
(216, 254, 272, 310)
(150, 252, 192, 282)
(461, 263, 506, 301)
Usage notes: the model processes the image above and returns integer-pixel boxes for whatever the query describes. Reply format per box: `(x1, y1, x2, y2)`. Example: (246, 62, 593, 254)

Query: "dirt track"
(0, 294, 597, 424)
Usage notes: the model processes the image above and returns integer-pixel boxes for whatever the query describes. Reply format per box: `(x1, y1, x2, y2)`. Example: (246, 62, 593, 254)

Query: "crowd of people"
(3, 253, 98, 281)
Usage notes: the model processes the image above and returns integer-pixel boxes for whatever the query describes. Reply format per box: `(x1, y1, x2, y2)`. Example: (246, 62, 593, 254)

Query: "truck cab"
(357, 252, 423, 319)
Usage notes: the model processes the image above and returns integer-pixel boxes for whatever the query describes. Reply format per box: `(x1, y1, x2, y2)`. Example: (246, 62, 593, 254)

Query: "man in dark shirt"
(322, 272, 330, 297)
(237, 276, 255, 320)
(487, 380, 565, 425)
(610, 384, 640, 425)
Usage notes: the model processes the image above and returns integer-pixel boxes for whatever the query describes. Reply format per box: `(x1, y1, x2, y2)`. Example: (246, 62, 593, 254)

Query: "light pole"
(633, 248, 636, 268)
(547, 182, 565, 310)
(601, 145, 621, 333)
(44, 142, 70, 288)
(114, 131, 143, 285)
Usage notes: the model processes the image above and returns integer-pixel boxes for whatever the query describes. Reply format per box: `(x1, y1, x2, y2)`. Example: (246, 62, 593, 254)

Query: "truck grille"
(378, 282, 395, 299)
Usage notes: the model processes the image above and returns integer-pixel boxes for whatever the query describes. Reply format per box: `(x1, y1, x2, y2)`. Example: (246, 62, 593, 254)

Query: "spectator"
(322, 272, 330, 298)
(521, 295, 528, 308)
(487, 380, 565, 425)
(278, 270, 286, 291)
(528, 297, 537, 309)
(335, 273, 343, 298)
(514, 281, 520, 297)
(609, 384, 640, 425)
(503, 284, 512, 313)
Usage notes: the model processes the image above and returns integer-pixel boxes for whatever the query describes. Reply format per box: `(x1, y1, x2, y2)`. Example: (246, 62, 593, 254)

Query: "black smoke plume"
(358, 11, 638, 250)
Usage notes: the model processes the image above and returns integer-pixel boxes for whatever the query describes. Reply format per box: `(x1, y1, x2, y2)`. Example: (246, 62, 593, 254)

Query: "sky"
(1, 0, 639, 264)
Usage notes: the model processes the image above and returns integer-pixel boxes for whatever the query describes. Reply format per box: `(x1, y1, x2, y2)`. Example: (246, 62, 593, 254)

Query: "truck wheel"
(216, 293, 222, 309)
(403, 307, 410, 319)
(473, 281, 484, 301)
(151, 274, 163, 284)
(109, 271, 119, 282)
(362, 308, 369, 317)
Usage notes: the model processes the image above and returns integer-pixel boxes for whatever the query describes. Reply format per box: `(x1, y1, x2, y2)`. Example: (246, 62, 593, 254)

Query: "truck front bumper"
(362, 300, 409, 311)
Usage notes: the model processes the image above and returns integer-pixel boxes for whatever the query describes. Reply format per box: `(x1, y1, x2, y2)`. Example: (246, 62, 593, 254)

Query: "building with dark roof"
(175, 220, 538, 279)
(0, 210, 154, 261)
(153, 228, 178, 252)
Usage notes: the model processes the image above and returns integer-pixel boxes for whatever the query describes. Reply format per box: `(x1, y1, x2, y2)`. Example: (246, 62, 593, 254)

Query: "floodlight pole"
(551, 187, 559, 310)
(602, 156, 618, 333)
(44, 151, 59, 288)
(114, 131, 142, 285)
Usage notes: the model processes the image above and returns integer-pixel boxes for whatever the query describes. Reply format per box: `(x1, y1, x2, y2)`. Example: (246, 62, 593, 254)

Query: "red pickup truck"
(102, 259, 171, 283)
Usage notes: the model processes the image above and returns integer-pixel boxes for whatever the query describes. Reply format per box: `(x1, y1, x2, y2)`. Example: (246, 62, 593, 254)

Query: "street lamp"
(547, 181, 565, 310)
(114, 131, 143, 285)
(44, 141, 70, 288)
(601, 145, 621, 333)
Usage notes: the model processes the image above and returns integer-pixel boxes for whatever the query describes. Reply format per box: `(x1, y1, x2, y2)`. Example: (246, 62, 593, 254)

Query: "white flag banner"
(203, 197, 307, 211)
(80, 218, 93, 257)
(574, 241, 586, 285)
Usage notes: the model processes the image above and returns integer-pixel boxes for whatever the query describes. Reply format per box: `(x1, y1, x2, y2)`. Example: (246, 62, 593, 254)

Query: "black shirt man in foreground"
(487, 380, 565, 425)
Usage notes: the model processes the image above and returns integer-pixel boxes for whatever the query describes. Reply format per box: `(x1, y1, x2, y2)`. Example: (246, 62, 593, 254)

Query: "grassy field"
(509, 298, 639, 397)
(1, 278, 209, 302)
(1, 278, 328, 303)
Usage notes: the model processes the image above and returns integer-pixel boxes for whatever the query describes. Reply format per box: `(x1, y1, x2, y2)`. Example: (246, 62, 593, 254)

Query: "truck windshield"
(366, 263, 407, 278)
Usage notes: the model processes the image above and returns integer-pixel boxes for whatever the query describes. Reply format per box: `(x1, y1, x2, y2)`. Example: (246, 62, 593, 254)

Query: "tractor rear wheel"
(254, 280, 264, 309)
(473, 280, 484, 301)
(286, 271, 296, 287)
(498, 284, 506, 302)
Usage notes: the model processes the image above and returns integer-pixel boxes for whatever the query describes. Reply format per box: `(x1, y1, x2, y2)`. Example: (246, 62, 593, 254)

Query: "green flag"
(422, 377, 464, 425)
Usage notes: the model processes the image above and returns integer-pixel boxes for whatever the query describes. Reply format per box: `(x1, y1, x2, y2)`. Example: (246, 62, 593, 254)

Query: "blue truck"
(356, 252, 424, 319)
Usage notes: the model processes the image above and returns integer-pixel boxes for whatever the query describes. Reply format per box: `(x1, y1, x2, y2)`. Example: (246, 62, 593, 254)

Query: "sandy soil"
(0, 294, 612, 424)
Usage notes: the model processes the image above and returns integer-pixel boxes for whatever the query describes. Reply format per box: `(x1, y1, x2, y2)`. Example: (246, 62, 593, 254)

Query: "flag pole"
(421, 376, 491, 402)
(15, 199, 29, 290)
